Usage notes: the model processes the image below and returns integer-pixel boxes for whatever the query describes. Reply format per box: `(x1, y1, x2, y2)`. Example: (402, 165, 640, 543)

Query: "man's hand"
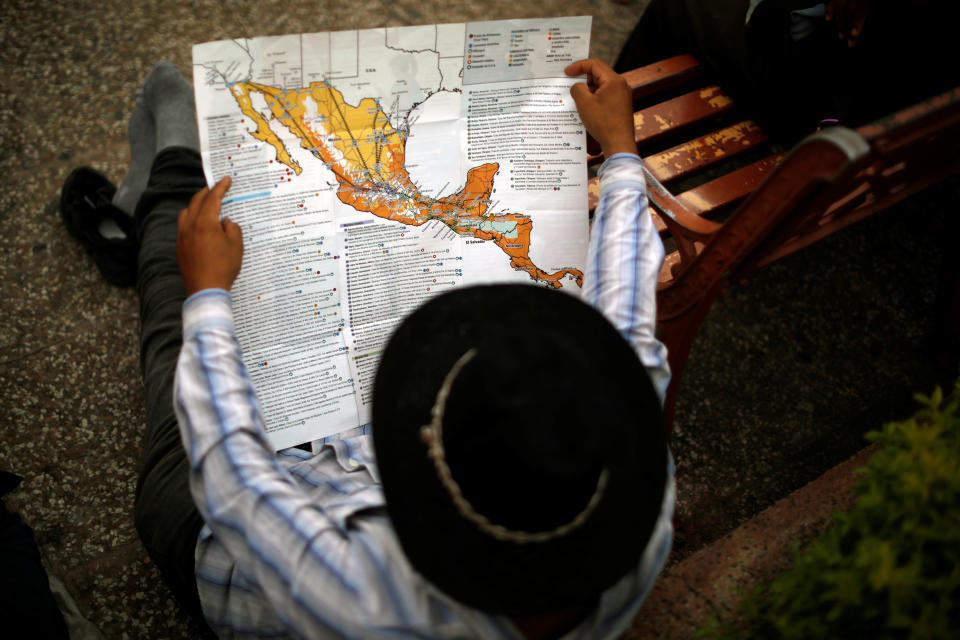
(176, 176, 243, 296)
(565, 59, 637, 158)
(826, 0, 869, 47)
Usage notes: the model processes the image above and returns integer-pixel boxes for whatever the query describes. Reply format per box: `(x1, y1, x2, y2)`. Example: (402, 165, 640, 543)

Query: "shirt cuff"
(597, 153, 645, 196)
(182, 288, 236, 337)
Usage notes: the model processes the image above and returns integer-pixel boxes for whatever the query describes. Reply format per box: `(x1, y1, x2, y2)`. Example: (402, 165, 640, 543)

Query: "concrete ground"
(0, 0, 954, 637)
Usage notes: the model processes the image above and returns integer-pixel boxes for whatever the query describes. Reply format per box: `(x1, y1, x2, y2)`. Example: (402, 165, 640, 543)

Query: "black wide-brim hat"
(373, 284, 667, 615)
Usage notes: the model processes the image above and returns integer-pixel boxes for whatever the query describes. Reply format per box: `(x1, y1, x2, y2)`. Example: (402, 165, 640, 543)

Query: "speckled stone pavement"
(0, 0, 954, 637)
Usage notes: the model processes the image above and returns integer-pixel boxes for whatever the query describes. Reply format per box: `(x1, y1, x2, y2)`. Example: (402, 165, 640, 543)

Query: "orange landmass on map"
(229, 80, 583, 288)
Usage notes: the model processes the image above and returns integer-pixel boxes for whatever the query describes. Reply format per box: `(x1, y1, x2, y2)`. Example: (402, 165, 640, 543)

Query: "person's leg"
(128, 62, 209, 630)
(132, 146, 208, 626)
(0, 472, 69, 639)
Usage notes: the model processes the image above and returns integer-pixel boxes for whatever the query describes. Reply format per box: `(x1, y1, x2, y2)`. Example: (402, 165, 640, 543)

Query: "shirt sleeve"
(583, 153, 671, 403)
(173, 289, 392, 636)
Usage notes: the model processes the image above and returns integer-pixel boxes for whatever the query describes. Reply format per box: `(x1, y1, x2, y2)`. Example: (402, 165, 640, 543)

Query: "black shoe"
(59, 167, 138, 287)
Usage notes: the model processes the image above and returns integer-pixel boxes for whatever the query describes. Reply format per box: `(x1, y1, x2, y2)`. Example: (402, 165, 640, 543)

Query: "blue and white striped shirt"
(174, 153, 674, 639)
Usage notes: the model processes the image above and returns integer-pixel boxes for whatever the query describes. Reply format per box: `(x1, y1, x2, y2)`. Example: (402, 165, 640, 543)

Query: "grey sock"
(111, 94, 155, 217)
(141, 61, 200, 154)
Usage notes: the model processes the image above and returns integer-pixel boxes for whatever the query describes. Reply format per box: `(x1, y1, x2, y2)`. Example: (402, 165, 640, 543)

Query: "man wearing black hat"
(75, 57, 673, 638)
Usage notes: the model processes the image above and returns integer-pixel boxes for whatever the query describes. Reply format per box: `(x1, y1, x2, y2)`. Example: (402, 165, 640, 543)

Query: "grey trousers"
(131, 146, 211, 631)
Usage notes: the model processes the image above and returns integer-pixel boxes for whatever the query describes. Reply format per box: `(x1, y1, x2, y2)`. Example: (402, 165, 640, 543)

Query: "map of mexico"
(229, 79, 583, 287)
(193, 17, 593, 448)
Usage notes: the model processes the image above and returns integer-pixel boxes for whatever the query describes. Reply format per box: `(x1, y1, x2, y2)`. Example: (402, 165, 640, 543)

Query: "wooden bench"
(587, 55, 960, 427)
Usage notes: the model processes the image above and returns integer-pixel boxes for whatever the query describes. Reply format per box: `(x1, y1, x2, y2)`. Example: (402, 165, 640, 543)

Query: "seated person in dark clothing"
(615, 0, 960, 145)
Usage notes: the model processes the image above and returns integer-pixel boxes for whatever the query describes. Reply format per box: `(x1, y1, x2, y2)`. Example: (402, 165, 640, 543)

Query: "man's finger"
(211, 176, 232, 201)
(184, 187, 209, 226)
(565, 59, 592, 77)
(569, 81, 592, 105)
(223, 218, 243, 247)
(836, 0, 849, 39)
(849, 9, 867, 46)
(197, 177, 232, 226)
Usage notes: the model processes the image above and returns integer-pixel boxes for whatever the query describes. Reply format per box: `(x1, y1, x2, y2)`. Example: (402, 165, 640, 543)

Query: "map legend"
(463, 16, 591, 85)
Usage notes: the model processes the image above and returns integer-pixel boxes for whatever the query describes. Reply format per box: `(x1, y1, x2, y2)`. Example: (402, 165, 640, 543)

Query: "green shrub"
(698, 380, 960, 639)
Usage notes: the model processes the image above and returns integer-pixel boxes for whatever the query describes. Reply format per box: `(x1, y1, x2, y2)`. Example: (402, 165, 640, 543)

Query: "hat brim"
(372, 284, 667, 615)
